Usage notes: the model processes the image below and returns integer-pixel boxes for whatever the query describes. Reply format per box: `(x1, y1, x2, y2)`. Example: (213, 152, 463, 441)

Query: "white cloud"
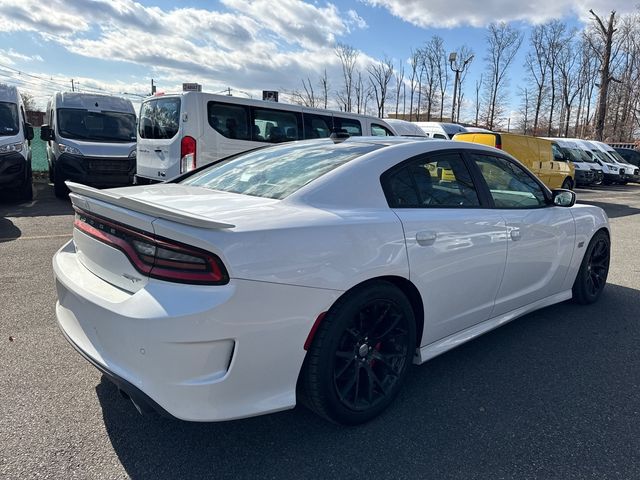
(362, 0, 639, 28)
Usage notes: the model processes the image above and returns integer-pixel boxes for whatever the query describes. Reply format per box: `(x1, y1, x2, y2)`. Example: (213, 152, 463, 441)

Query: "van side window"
(335, 117, 362, 136)
(371, 123, 393, 136)
(433, 133, 447, 139)
(303, 113, 332, 139)
(252, 108, 301, 143)
(208, 102, 250, 140)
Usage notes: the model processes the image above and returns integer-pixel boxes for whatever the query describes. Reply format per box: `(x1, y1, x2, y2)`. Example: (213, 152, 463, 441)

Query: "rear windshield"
(181, 141, 383, 199)
(57, 109, 136, 142)
(139, 97, 181, 139)
(0, 102, 19, 136)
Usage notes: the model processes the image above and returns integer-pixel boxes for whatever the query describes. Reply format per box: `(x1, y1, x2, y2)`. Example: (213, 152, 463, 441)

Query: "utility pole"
(449, 52, 474, 123)
(151, 79, 156, 95)
(71, 79, 75, 92)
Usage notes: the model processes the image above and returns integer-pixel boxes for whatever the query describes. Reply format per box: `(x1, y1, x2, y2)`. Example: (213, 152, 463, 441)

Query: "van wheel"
(561, 178, 574, 190)
(48, 164, 54, 183)
(19, 165, 33, 201)
(54, 176, 68, 199)
(300, 281, 416, 425)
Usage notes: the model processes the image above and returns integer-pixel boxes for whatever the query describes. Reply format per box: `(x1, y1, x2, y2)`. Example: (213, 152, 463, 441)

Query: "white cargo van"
(414, 122, 467, 139)
(542, 138, 598, 186)
(135, 90, 398, 183)
(569, 139, 622, 185)
(384, 118, 427, 137)
(40, 92, 137, 197)
(590, 140, 639, 183)
(0, 84, 34, 200)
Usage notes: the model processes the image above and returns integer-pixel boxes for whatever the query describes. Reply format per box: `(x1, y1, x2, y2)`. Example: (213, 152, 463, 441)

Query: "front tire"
(19, 165, 33, 201)
(561, 177, 574, 190)
(572, 230, 610, 304)
(300, 281, 416, 425)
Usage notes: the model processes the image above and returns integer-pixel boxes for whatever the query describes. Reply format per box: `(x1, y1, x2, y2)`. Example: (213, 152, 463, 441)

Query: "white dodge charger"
(53, 137, 610, 425)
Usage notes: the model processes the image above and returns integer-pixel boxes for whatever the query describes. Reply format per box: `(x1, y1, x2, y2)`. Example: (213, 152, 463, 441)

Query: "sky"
(0, 0, 636, 123)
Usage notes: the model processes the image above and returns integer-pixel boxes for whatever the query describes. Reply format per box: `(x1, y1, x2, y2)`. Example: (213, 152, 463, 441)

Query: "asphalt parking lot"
(1, 180, 639, 480)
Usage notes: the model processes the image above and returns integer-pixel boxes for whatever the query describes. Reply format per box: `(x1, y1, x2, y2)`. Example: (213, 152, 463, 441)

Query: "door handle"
(510, 228, 521, 241)
(416, 231, 437, 246)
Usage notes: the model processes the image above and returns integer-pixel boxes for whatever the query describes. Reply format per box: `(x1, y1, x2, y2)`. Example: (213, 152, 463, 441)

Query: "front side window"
(371, 123, 393, 136)
(208, 102, 250, 140)
(471, 153, 547, 209)
(382, 152, 480, 208)
(0, 102, 19, 136)
(181, 142, 383, 199)
(58, 108, 136, 142)
(139, 97, 180, 139)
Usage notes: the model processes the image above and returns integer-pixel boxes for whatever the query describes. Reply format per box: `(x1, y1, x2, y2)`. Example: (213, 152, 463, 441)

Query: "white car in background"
(590, 140, 640, 183)
(414, 121, 467, 139)
(54, 137, 610, 425)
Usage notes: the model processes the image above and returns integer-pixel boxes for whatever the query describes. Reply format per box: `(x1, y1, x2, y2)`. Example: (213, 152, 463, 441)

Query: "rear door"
(137, 96, 183, 181)
(383, 150, 507, 345)
(468, 151, 575, 316)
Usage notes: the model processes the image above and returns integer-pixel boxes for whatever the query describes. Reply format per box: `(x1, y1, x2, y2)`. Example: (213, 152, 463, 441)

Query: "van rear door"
(136, 96, 182, 182)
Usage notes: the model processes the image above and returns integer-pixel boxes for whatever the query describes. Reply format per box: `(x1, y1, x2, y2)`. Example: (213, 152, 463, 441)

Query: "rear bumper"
(55, 153, 134, 187)
(53, 240, 341, 421)
(0, 152, 28, 187)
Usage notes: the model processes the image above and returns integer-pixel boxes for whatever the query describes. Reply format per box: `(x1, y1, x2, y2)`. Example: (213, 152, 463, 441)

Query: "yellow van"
(452, 132, 575, 190)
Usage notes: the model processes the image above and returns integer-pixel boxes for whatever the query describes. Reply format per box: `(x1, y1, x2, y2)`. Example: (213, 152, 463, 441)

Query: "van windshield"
(0, 102, 19, 136)
(57, 109, 136, 142)
(138, 97, 181, 139)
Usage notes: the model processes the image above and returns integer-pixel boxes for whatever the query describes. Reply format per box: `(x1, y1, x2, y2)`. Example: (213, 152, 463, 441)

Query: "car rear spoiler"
(66, 182, 235, 230)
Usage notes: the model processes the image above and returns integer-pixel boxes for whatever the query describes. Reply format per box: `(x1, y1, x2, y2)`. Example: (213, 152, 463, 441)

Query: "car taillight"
(73, 208, 228, 285)
(495, 143, 502, 150)
(180, 136, 196, 173)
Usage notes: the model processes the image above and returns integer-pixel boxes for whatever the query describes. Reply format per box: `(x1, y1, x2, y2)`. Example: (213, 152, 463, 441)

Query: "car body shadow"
(96, 283, 640, 480)
(0, 180, 73, 218)
(0, 216, 21, 241)
(577, 200, 640, 219)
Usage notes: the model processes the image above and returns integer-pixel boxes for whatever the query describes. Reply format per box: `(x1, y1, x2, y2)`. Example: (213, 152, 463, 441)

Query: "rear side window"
(208, 102, 250, 140)
(139, 98, 180, 139)
(303, 113, 332, 139)
(382, 152, 480, 208)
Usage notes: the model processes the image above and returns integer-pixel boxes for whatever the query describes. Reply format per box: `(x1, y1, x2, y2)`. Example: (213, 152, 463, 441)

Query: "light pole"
(449, 52, 474, 123)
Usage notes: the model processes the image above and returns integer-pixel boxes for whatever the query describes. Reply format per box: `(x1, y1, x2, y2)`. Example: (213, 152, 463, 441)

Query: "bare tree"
(474, 74, 483, 126)
(557, 34, 582, 137)
(319, 69, 329, 109)
(452, 45, 474, 123)
(334, 43, 359, 112)
(587, 10, 620, 141)
(428, 36, 449, 121)
(368, 57, 394, 118)
(483, 22, 523, 129)
(422, 37, 441, 121)
(525, 24, 550, 135)
(20, 92, 37, 111)
(518, 87, 533, 134)
(408, 49, 422, 121)
(393, 61, 405, 117)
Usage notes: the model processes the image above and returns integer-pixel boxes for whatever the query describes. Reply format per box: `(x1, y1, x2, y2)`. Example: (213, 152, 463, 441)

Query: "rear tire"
(300, 281, 416, 425)
(572, 230, 610, 305)
(561, 178, 574, 190)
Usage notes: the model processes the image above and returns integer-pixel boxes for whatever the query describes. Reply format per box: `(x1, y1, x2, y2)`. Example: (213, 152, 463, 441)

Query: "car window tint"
(384, 152, 480, 208)
(471, 153, 547, 209)
(335, 117, 362, 136)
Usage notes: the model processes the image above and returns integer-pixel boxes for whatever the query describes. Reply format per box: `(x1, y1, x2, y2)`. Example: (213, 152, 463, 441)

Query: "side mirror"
(24, 123, 34, 141)
(551, 189, 576, 207)
(40, 124, 55, 141)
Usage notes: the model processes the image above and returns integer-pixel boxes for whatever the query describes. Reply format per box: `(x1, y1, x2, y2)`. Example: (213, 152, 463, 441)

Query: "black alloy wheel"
(573, 230, 610, 304)
(300, 281, 416, 425)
